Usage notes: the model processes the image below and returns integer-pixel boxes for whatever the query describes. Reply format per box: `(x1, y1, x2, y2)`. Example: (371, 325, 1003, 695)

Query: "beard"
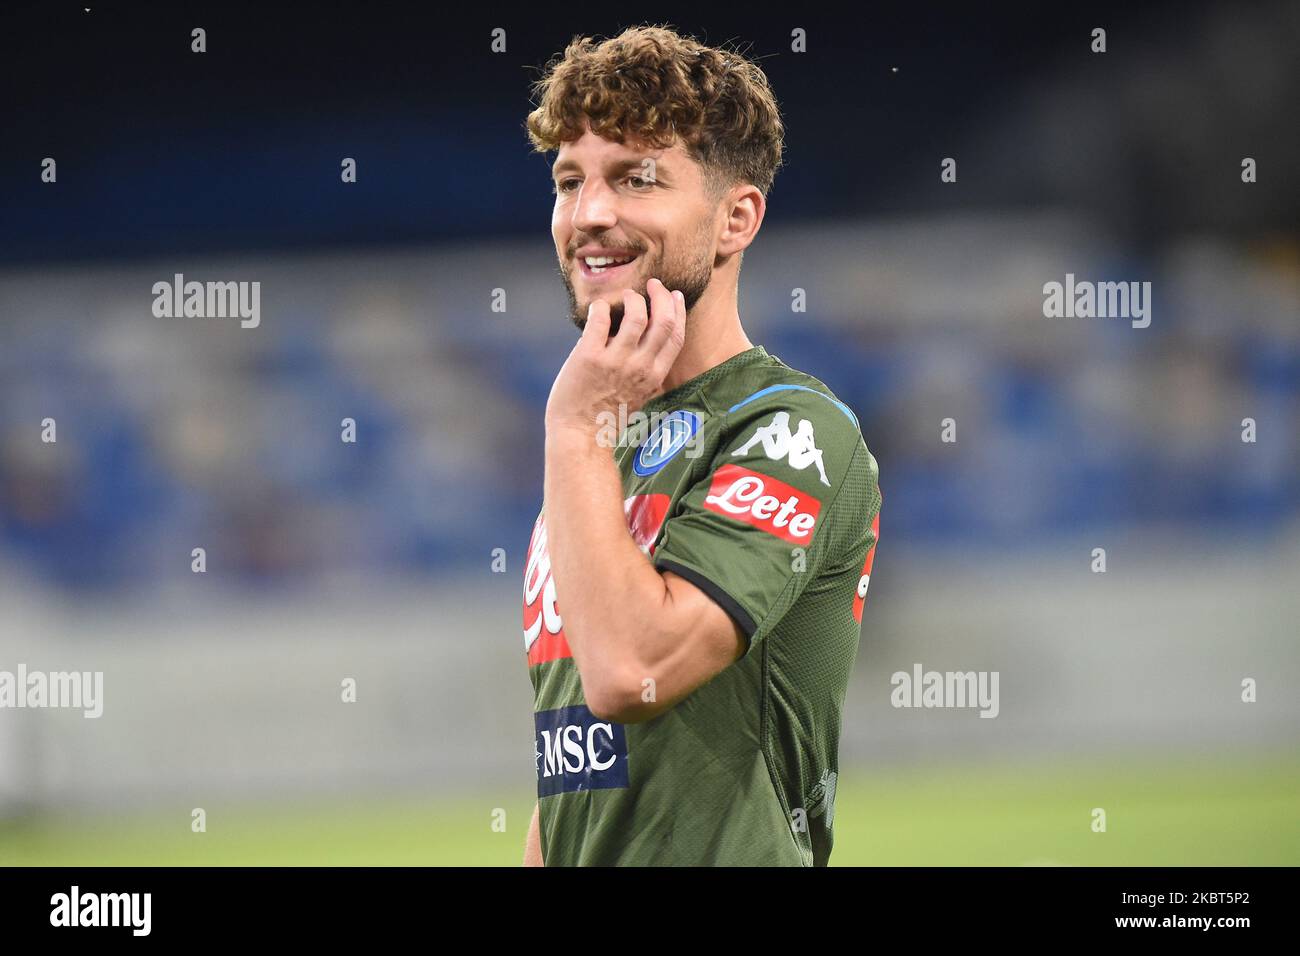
(559, 235, 714, 338)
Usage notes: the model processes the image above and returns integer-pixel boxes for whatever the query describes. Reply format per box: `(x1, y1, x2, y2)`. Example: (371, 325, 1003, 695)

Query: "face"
(551, 126, 719, 335)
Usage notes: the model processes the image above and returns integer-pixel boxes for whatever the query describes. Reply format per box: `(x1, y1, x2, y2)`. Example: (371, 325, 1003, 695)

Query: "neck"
(659, 280, 754, 392)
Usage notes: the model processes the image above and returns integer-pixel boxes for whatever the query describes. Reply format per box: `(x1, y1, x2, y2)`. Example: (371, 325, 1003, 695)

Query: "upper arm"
(653, 569, 748, 712)
(650, 388, 870, 649)
(595, 387, 875, 724)
(590, 568, 744, 724)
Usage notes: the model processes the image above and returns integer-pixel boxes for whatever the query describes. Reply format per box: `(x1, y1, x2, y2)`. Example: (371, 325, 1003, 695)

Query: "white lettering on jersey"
(523, 520, 562, 651)
(731, 411, 830, 485)
(538, 722, 617, 777)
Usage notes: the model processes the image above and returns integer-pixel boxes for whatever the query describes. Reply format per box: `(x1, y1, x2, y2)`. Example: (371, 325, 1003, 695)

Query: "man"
(521, 25, 881, 866)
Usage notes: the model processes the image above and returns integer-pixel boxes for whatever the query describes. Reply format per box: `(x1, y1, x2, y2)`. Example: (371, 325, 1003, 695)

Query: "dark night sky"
(2, 1, 1289, 263)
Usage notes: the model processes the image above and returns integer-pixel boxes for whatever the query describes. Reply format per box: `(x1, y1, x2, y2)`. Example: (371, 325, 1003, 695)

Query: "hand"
(545, 277, 687, 435)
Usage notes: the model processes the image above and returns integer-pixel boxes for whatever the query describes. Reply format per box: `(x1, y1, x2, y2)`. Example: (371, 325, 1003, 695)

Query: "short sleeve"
(652, 387, 871, 653)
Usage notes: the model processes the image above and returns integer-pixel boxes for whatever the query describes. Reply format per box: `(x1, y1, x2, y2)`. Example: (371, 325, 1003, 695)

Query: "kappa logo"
(807, 769, 839, 828)
(732, 411, 830, 485)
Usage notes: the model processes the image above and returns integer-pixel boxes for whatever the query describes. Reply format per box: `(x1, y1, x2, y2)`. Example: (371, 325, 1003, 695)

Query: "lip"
(575, 253, 640, 283)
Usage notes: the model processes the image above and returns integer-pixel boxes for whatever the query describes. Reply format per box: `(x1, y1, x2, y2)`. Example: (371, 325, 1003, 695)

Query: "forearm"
(543, 424, 669, 693)
(524, 801, 543, 867)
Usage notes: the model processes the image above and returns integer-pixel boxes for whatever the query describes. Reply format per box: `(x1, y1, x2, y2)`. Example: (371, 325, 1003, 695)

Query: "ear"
(716, 183, 765, 257)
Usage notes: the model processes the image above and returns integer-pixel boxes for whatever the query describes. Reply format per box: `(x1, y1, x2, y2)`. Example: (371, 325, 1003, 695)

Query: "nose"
(571, 178, 618, 236)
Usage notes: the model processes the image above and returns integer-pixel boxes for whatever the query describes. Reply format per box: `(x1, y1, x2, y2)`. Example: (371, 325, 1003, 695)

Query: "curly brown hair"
(525, 25, 785, 198)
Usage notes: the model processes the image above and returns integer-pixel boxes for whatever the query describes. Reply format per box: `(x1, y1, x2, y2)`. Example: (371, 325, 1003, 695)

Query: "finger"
(581, 298, 612, 348)
(639, 277, 677, 356)
(610, 287, 648, 352)
(648, 288, 686, 386)
(655, 288, 687, 365)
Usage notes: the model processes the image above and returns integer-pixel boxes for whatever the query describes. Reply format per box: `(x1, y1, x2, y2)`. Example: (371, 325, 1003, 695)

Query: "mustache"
(569, 243, 643, 258)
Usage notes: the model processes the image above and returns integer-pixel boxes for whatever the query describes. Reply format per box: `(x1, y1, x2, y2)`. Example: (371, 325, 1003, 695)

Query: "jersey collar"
(642, 345, 770, 415)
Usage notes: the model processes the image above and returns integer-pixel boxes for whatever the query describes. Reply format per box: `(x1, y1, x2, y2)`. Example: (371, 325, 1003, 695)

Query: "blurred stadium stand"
(1, 220, 1296, 594)
(0, 2, 1296, 830)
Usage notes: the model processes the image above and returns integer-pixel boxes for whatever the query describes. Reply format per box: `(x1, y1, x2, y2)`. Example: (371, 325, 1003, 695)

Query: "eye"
(625, 175, 656, 191)
(552, 178, 580, 195)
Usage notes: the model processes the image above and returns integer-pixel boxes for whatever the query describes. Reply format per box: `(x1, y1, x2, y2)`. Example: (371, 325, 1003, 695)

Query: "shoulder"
(710, 353, 875, 498)
(716, 355, 865, 453)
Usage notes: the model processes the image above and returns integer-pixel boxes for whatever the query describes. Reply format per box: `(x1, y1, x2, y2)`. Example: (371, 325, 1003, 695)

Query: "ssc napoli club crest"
(523, 494, 671, 666)
(634, 410, 701, 476)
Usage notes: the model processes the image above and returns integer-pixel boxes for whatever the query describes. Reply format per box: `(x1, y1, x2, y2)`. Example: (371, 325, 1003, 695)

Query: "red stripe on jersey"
(524, 495, 670, 666)
(853, 502, 881, 623)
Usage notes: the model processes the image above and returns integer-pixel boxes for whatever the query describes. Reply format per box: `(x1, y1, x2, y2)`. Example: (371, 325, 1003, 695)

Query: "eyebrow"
(550, 156, 669, 180)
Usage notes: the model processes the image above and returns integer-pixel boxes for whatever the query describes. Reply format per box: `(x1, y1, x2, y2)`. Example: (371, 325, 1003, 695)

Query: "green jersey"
(523, 345, 881, 866)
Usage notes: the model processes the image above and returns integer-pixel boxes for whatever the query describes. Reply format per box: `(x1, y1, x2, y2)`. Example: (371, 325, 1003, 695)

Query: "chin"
(575, 299, 626, 336)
